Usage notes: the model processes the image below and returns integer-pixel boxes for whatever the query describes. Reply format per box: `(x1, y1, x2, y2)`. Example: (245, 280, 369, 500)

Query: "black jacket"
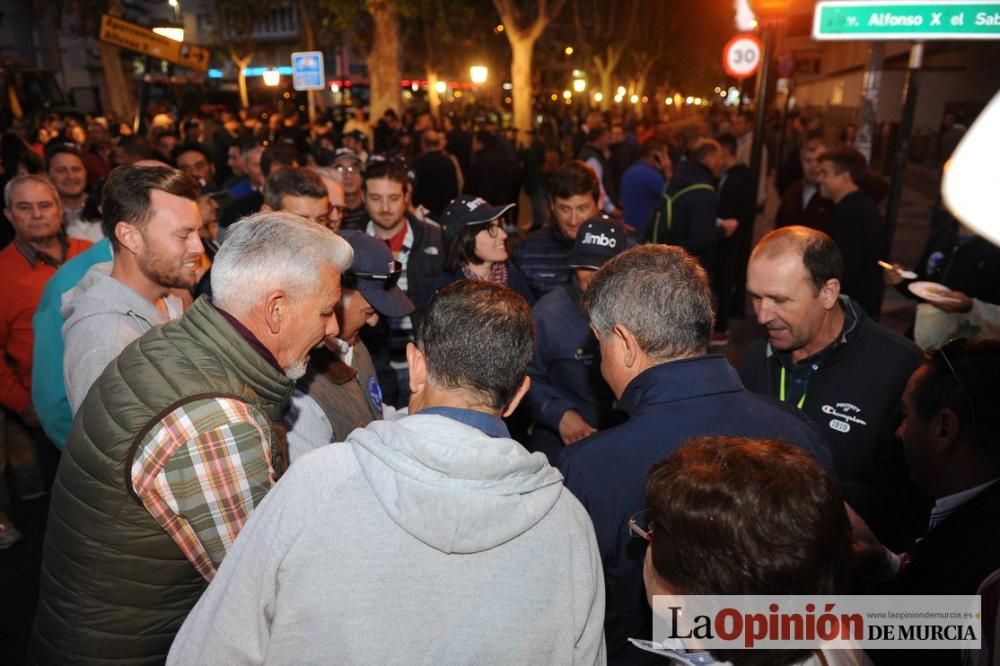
(873, 480, 1000, 666)
(655, 159, 723, 270)
(739, 298, 925, 550)
(830, 190, 887, 318)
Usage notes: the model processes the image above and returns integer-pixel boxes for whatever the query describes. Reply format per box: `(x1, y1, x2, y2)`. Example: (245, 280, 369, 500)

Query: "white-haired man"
(29, 212, 353, 665)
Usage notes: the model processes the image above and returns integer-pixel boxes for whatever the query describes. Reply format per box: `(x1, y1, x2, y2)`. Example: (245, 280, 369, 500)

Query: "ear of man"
(501, 376, 531, 418)
(263, 290, 287, 335)
(115, 221, 143, 255)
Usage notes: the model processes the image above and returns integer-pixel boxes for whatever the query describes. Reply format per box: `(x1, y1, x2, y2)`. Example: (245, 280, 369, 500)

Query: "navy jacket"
(560, 355, 832, 664)
(659, 159, 723, 270)
(511, 226, 575, 299)
(525, 279, 622, 461)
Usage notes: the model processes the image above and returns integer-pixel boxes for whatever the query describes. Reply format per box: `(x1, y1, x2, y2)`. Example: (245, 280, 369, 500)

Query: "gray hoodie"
(61, 262, 183, 413)
(168, 413, 607, 665)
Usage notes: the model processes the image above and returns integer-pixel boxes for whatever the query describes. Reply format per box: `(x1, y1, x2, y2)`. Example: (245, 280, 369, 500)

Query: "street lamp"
(629, 94, 639, 104)
(262, 69, 281, 86)
(572, 78, 586, 93)
(593, 91, 604, 103)
(470, 66, 488, 85)
(564, 46, 574, 56)
(562, 90, 572, 100)
(435, 80, 447, 94)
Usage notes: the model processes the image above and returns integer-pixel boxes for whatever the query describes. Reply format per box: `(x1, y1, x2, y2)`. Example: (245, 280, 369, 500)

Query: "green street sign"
(813, 0, 1000, 40)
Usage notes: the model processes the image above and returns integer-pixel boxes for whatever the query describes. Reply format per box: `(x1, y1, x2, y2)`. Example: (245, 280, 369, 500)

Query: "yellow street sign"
(99, 14, 210, 72)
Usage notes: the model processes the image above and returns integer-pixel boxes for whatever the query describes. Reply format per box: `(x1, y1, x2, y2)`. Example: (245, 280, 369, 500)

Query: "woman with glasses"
(432, 195, 535, 306)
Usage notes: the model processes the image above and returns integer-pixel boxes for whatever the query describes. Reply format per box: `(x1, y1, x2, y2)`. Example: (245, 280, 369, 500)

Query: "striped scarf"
(461, 261, 509, 286)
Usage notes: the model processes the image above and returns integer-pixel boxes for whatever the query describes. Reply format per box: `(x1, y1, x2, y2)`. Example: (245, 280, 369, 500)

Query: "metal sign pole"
(749, 26, 774, 211)
(884, 41, 924, 255)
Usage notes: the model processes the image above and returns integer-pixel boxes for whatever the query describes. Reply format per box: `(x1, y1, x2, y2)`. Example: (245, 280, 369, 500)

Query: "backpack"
(645, 183, 715, 244)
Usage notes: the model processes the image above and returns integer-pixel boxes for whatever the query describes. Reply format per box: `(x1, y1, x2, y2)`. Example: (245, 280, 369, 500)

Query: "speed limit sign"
(723, 34, 763, 79)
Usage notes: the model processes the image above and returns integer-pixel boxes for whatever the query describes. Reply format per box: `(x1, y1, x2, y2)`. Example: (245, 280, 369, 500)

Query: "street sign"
(291, 51, 326, 91)
(813, 1, 1000, 40)
(723, 34, 763, 79)
(99, 15, 209, 72)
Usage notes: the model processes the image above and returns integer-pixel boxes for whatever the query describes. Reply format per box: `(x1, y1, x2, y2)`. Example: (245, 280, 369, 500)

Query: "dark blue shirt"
(560, 355, 832, 663)
(619, 161, 665, 232)
(420, 406, 510, 438)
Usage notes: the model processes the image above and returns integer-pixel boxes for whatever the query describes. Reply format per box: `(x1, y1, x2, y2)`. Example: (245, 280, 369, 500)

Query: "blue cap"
(337, 230, 414, 318)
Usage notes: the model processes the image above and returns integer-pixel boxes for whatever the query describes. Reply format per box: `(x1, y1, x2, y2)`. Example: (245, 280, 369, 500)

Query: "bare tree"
(571, 0, 640, 111)
(492, 0, 568, 147)
(214, 0, 273, 109)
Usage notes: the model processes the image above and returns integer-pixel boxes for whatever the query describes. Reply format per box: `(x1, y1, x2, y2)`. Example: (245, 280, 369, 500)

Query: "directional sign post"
(99, 15, 209, 72)
(291, 52, 326, 91)
(813, 0, 1000, 40)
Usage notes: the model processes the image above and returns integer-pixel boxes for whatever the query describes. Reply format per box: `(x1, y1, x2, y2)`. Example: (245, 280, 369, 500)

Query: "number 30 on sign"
(723, 34, 763, 79)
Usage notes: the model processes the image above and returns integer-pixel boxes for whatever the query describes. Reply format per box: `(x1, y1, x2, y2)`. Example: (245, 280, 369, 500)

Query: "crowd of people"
(0, 98, 998, 666)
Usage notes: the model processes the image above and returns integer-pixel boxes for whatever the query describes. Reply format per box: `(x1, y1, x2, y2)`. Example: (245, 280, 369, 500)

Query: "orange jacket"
(0, 238, 91, 412)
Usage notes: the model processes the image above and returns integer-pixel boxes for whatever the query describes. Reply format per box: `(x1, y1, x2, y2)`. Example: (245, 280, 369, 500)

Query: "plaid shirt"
(131, 396, 275, 581)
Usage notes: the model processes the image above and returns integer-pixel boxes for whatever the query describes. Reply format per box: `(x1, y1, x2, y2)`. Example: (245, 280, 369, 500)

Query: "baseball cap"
(568, 216, 627, 270)
(333, 151, 364, 171)
(337, 230, 414, 318)
(439, 195, 515, 242)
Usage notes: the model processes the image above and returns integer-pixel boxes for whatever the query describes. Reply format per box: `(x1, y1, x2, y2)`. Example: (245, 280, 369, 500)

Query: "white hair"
(211, 211, 353, 315)
(4, 174, 60, 210)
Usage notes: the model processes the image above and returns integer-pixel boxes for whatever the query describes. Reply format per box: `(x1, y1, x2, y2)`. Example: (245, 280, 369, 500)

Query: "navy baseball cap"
(337, 230, 414, 318)
(568, 217, 627, 270)
(439, 195, 515, 242)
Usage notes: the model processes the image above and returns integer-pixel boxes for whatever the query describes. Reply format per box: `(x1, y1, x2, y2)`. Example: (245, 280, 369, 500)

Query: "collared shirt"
(802, 182, 818, 209)
(929, 479, 999, 531)
(13, 235, 69, 269)
(420, 406, 510, 438)
(131, 395, 275, 581)
(772, 298, 859, 408)
(213, 304, 283, 373)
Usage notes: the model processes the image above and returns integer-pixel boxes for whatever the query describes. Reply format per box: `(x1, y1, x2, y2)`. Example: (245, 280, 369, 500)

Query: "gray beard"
(284, 360, 307, 381)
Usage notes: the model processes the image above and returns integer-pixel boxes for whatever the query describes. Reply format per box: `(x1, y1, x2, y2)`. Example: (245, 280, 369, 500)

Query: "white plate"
(908, 281, 960, 304)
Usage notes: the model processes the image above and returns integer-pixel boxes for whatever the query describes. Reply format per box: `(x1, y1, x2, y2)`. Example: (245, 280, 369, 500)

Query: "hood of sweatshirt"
(60, 262, 173, 334)
(348, 413, 565, 554)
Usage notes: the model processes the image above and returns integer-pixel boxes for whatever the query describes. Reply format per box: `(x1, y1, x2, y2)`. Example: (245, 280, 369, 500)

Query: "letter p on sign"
(723, 34, 763, 79)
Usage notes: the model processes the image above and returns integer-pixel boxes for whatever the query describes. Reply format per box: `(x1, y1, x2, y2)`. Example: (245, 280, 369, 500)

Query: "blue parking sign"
(291, 51, 325, 91)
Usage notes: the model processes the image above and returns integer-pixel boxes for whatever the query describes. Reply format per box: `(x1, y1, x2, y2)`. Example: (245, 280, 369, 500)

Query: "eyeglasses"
(938, 340, 978, 435)
(628, 508, 654, 542)
(336, 165, 362, 175)
(343, 260, 403, 291)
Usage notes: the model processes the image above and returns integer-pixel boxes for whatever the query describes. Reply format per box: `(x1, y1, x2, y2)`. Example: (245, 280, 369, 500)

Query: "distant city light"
(470, 66, 488, 84)
(330, 83, 340, 93)
(565, 46, 574, 55)
(616, 85, 626, 96)
(629, 94, 639, 104)
(435, 80, 447, 94)
(563, 90, 572, 100)
(594, 91, 604, 103)
(495, 24, 504, 33)
(502, 82, 513, 90)
(573, 79, 586, 93)
(262, 69, 281, 86)
(665, 97, 673, 105)
(685, 96, 694, 104)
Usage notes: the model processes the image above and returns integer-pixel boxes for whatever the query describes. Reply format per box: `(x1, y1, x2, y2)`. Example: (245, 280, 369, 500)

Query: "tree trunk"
(232, 52, 253, 109)
(366, 0, 401, 124)
(509, 36, 535, 148)
(99, 0, 136, 125)
(427, 69, 442, 123)
(594, 57, 613, 111)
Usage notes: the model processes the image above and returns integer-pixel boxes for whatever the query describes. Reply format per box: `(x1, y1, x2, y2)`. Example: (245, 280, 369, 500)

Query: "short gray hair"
(583, 245, 713, 359)
(211, 211, 353, 315)
(4, 174, 60, 210)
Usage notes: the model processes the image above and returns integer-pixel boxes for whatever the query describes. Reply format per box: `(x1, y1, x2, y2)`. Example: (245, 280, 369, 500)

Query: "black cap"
(338, 230, 414, 318)
(439, 195, 515, 242)
(568, 217, 627, 270)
